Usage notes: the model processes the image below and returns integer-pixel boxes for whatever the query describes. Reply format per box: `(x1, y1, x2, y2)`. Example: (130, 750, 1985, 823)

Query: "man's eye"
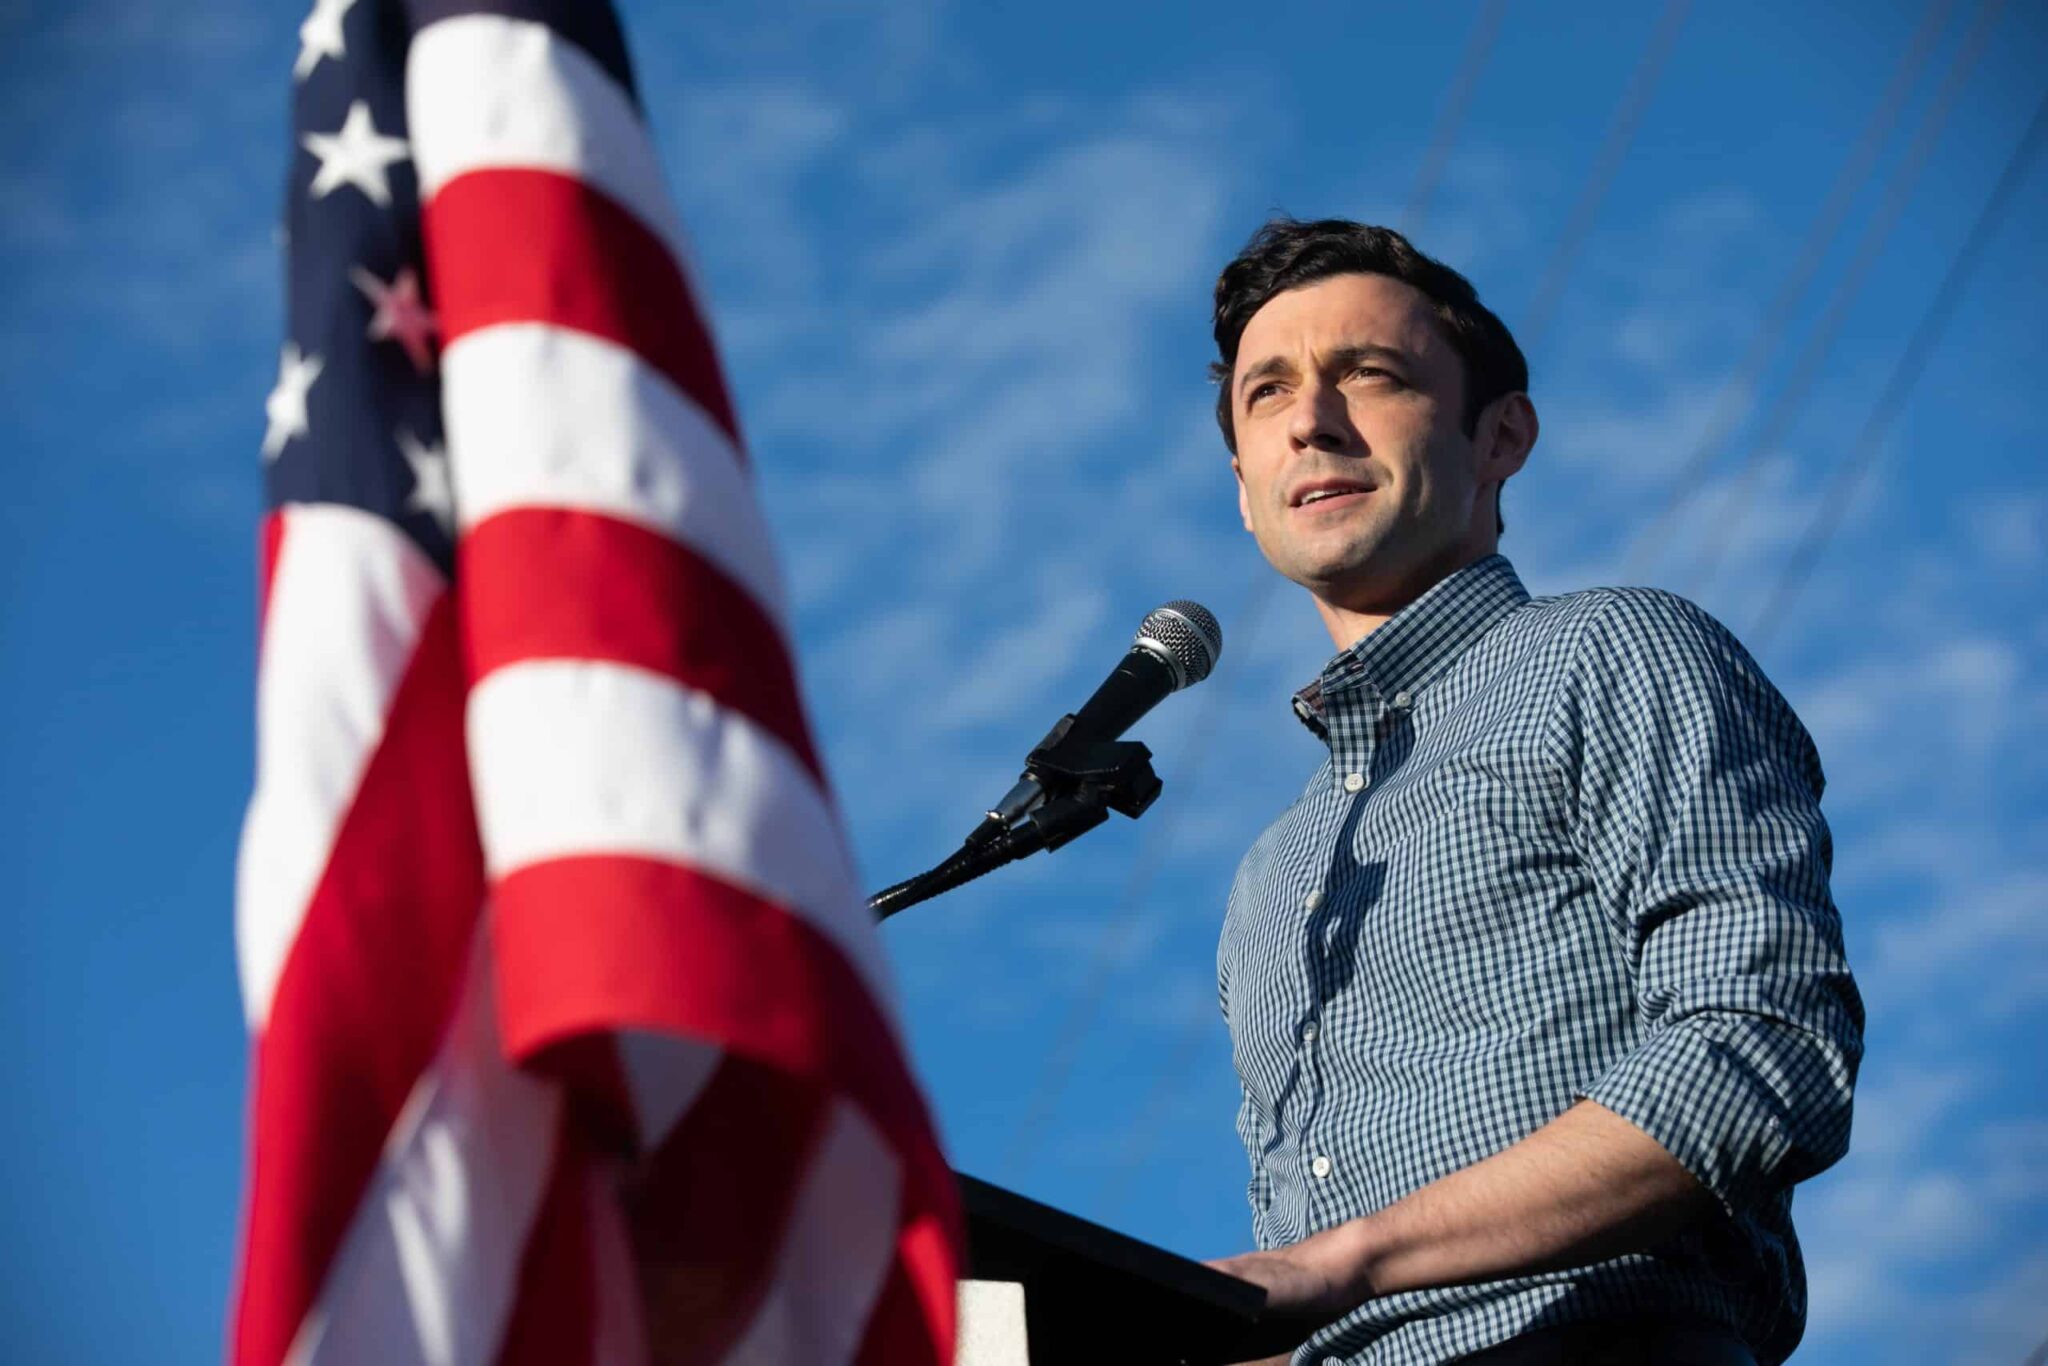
(1352, 366, 1397, 384)
(1247, 382, 1283, 404)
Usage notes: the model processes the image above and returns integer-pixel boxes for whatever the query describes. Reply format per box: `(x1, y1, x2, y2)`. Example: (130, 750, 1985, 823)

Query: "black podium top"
(960, 1174, 1313, 1364)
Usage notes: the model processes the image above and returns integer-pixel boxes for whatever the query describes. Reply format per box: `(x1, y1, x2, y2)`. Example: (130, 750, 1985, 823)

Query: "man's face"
(1229, 272, 1496, 617)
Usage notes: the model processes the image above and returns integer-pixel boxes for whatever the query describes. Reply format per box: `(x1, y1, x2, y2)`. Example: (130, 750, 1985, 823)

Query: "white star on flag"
(294, 0, 359, 80)
(303, 101, 410, 208)
(396, 428, 455, 534)
(350, 265, 440, 374)
(263, 343, 323, 460)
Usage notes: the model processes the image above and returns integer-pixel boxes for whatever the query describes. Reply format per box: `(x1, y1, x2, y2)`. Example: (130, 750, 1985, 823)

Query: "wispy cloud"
(620, 22, 2048, 1354)
(667, 85, 1240, 790)
(663, 85, 850, 303)
(1960, 489, 2048, 575)
(0, 6, 287, 548)
(1801, 634, 2028, 773)
(1802, 1065, 2048, 1359)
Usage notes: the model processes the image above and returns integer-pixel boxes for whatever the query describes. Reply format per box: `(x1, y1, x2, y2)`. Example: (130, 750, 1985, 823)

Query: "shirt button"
(1301, 1021, 1319, 1043)
(1310, 1154, 1333, 1179)
(1304, 889, 1324, 911)
(1342, 771, 1366, 793)
(1393, 689, 1412, 709)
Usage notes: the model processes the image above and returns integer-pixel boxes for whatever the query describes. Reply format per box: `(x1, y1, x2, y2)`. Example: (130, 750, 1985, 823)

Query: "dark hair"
(1208, 218, 1528, 531)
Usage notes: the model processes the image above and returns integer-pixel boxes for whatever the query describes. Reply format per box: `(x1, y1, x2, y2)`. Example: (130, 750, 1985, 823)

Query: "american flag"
(233, 2, 961, 1362)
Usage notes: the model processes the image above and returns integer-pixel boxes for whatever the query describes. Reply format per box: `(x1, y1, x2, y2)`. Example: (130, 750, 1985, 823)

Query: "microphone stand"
(868, 717, 1163, 922)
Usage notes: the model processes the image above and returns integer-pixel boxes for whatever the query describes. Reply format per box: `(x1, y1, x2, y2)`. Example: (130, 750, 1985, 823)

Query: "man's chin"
(1291, 553, 1455, 619)
(1289, 552, 1399, 601)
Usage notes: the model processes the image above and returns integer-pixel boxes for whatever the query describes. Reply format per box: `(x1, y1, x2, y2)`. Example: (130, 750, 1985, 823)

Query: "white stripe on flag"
(407, 12, 695, 277)
(441, 323, 784, 619)
(465, 659, 890, 1004)
(237, 503, 446, 1027)
(721, 1100, 903, 1366)
(616, 1031, 724, 1152)
(290, 933, 560, 1366)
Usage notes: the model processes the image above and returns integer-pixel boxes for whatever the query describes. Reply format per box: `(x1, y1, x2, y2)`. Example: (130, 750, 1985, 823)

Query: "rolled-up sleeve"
(1564, 590, 1864, 1216)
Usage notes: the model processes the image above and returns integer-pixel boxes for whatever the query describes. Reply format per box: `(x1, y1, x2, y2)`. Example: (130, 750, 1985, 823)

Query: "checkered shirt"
(1218, 554, 1863, 1366)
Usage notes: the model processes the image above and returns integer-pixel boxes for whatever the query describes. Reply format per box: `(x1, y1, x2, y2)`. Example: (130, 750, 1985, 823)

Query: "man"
(1201, 220, 1863, 1366)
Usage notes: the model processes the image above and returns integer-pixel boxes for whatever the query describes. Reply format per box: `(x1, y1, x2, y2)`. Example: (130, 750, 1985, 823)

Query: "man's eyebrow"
(1236, 343, 1419, 399)
(1328, 342, 1416, 371)
(1236, 353, 1296, 398)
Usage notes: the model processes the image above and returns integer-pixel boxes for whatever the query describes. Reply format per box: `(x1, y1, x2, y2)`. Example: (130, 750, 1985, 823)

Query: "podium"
(957, 1173, 1312, 1365)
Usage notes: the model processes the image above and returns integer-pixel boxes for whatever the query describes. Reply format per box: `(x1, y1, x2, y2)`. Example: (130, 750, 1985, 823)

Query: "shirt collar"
(1291, 554, 1531, 737)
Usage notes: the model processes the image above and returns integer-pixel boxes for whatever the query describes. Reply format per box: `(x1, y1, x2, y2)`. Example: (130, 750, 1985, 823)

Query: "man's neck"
(1314, 596, 1399, 652)
(1313, 543, 1497, 651)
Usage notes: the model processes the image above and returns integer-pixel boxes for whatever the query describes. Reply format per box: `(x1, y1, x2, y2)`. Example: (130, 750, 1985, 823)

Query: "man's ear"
(1233, 457, 1254, 533)
(1479, 393, 1538, 487)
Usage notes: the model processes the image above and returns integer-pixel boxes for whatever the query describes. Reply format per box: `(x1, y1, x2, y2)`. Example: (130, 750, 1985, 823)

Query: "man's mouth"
(1291, 480, 1373, 508)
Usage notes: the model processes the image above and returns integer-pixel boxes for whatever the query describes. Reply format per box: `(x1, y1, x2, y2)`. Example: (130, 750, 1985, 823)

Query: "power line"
(1749, 88, 2048, 652)
(1407, 0, 1512, 232)
(1678, 0, 2006, 601)
(1520, 0, 1694, 351)
(1617, 0, 1960, 585)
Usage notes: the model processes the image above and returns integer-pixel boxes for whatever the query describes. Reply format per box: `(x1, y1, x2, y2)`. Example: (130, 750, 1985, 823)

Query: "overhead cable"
(1750, 89, 2047, 651)
(1671, 0, 2005, 598)
(1406, 0, 1513, 233)
(1615, 0, 1959, 585)
(1521, 0, 1695, 351)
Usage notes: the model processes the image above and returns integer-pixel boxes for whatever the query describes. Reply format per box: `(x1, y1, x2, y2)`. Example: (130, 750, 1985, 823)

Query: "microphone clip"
(1020, 714, 1163, 828)
(968, 713, 1162, 852)
(869, 718, 1163, 920)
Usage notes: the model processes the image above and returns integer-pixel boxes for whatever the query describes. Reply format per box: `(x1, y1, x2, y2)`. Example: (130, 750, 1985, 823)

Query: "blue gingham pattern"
(1218, 555, 1864, 1366)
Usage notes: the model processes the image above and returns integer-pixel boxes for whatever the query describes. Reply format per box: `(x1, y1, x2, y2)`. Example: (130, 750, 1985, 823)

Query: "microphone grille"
(1137, 600, 1223, 689)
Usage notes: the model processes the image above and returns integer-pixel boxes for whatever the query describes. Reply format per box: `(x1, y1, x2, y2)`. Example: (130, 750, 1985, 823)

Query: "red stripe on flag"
(492, 855, 936, 1167)
(461, 507, 823, 783)
(258, 511, 286, 640)
(495, 1116, 598, 1366)
(423, 168, 742, 449)
(232, 595, 484, 1366)
(627, 1057, 829, 1363)
(490, 855, 963, 1320)
(889, 1212, 961, 1366)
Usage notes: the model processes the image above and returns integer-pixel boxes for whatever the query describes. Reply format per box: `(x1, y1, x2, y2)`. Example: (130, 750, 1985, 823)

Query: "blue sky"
(3, 1, 2044, 1361)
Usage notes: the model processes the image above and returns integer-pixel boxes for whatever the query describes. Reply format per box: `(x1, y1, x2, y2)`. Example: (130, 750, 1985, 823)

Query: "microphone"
(971, 600, 1223, 843)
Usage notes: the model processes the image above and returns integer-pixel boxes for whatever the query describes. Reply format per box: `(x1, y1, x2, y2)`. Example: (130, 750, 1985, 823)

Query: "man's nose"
(1286, 376, 1353, 453)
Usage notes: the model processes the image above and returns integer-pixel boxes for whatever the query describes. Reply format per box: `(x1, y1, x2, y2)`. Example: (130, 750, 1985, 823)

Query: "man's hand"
(1205, 1220, 1373, 1318)
(1208, 1223, 1379, 1366)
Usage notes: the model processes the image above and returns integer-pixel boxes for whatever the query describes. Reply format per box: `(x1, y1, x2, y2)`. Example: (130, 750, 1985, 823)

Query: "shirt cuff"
(1577, 1015, 1803, 1217)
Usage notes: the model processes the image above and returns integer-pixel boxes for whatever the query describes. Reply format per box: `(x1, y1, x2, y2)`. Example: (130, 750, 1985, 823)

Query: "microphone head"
(1135, 600, 1223, 690)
